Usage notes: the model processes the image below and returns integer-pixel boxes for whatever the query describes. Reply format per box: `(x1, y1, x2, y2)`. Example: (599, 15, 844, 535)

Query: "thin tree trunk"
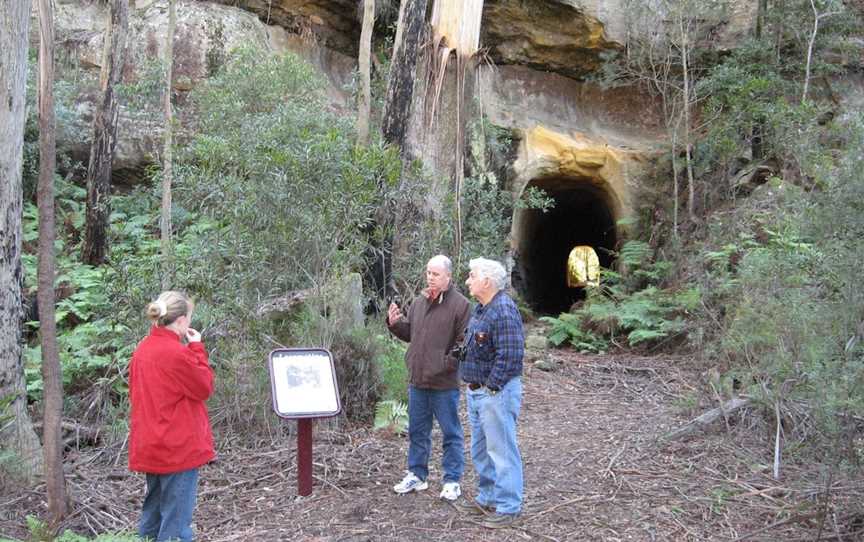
(671, 127, 679, 239)
(36, 0, 68, 524)
(82, 0, 129, 266)
(803, 0, 819, 104)
(751, 0, 767, 161)
(0, 0, 43, 482)
(755, 0, 767, 39)
(161, 0, 177, 289)
(357, 0, 374, 146)
(381, 0, 428, 151)
(678, 14, 696, 221)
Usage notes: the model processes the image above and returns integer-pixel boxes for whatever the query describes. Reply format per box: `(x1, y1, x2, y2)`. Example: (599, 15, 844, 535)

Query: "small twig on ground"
(730, 512, 821, 542)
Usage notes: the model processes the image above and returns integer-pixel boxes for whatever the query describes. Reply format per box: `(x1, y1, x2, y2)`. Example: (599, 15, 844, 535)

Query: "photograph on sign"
(269, 349, 341, 418)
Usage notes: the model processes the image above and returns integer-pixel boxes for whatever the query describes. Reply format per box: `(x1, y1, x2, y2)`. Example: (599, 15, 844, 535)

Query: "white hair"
(468, 258, 508, 290)
(427, 254, 452, 274)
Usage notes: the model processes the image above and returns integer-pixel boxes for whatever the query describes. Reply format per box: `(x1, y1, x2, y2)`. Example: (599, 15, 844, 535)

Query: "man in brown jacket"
(387, 254, 471, 501)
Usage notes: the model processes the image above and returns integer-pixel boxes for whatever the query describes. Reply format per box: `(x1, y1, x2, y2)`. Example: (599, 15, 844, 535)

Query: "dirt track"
(2, 349, 862, 541)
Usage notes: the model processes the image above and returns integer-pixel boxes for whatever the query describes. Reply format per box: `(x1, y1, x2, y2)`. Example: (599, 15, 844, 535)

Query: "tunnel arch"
(511, 176, 620, 315)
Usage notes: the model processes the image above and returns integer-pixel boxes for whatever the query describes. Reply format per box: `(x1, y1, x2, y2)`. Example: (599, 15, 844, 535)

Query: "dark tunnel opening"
(512, 177, 618, 315)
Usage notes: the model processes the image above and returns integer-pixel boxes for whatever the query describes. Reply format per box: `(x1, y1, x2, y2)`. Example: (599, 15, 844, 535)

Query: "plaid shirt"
(460, 290, 524, 390)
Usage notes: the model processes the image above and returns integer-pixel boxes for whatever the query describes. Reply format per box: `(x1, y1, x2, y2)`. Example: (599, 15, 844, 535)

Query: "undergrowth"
(542, 239, 700, 352)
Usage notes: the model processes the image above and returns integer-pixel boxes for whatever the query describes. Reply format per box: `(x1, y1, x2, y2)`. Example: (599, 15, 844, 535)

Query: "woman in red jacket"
(129, 291, 215, 542)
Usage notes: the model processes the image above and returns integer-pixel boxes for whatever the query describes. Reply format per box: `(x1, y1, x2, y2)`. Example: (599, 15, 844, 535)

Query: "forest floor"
(2, 343, 864, 541)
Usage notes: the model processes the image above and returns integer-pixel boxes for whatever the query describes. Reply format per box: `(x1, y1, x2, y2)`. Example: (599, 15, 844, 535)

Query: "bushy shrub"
(673, 103, 863, 472)
(374, 334, 408, 403)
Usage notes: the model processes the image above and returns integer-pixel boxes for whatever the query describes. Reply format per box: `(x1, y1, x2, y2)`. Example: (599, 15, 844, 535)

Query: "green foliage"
(540, 313, 607, 353)
(543, 241, 700, 350)
(178, 48, 402, 311)
(373, 335, 408, 403)
(459, 117, 553, 268)
(20, 183, 136, 403)
(373, 399, 408, 435)
(693, 113, 864, 458)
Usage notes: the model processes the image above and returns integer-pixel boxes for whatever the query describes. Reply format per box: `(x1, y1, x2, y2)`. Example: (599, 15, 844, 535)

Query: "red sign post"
(297, 418, 313, 496)
(267, 348, 341, 496)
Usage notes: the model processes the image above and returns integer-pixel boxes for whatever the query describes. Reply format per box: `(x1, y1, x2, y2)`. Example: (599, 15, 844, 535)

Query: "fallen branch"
(662, 397, 751, 441)
(255, 290, 311, 318)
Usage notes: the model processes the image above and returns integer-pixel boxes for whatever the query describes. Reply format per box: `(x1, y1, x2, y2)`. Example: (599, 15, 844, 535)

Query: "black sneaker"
(480, 513, 519, 529)
(450, 499, 494, 515)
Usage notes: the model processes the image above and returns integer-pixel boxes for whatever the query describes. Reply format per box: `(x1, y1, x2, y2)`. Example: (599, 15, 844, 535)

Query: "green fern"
(542, 239, 702, 350)
(374, 400, 408, 434)
(539, 314, 607, 353)
(619, 240, 651, 268)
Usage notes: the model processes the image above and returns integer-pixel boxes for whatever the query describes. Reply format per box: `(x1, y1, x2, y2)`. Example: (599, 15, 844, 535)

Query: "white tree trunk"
(161, 0, 177, 288)
(679, 13, 696, 221)
(0, 0, 44, 481)
(357, 0, 374, 146)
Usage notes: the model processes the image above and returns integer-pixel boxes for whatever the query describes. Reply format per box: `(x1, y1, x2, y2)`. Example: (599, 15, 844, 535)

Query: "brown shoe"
(450, 499, 494, 515)
(480, 513, 519, 529)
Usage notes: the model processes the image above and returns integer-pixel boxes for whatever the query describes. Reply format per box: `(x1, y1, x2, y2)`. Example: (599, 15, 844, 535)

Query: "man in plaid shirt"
(452, 257, 525, 529)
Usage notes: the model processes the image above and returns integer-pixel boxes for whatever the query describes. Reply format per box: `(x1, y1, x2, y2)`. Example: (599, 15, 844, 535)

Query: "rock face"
(207, 0, 360, 56)
(52, 0, 748, 197)
(481, 0, 625, 80)
(57, 0, 273, 85)
(53, 0, 354, 173)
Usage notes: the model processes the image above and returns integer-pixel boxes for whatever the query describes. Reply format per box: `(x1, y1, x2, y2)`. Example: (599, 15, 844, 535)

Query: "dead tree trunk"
(663, 397, 751, 441)
(37, 0, 68, 524)
(82, 0, 129, 266)
(161, 0, 177, 289)
(381, 0, 428, 152)
(0, 0, 43, 482)
(357, 0, 374, 146)
(366, 0, 429, 304)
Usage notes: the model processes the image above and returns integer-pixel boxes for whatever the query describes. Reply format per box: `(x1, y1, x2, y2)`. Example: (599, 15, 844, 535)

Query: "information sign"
(268, 348, 341, 419)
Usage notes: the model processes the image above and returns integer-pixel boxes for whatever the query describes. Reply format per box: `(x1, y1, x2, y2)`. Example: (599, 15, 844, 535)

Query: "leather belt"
(467, 382, 482, 391)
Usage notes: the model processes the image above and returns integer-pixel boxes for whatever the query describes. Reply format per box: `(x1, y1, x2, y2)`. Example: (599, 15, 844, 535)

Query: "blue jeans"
(407, 386, 464, 483)
(139, 468, 199, 541)
(466, 377, 523, 515)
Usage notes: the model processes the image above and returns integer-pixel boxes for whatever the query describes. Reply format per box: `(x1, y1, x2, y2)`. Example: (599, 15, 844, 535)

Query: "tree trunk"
(750, 0, 767, 162)
(0, 0, 43, 482)
(381, 0, 428, 151)
(82, 0, 129, 266)
(671, 127, 679, 239)
(357, 0, 374, 146)
(803, 0, 820, 104)
(755, 0, 767, 39)
(161, 0, 177, 289)
(365, 0, 428, 305)
(678, 14, 696, 221)
(37, 0, 68, 524)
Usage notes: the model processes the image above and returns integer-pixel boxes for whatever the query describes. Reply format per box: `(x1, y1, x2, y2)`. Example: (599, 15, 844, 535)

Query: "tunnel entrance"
(512, 177, 618, 315)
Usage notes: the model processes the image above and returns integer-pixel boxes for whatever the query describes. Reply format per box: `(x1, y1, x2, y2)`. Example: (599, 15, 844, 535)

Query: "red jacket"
(128, 326, 215, 474)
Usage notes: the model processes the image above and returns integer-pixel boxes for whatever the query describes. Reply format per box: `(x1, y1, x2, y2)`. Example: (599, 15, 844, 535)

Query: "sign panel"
(268, 348, 341, 419)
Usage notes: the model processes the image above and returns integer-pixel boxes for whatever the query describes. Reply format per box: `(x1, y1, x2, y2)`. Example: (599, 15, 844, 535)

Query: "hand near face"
(186, 328, 202, 343)
(387, 302, 403, 325)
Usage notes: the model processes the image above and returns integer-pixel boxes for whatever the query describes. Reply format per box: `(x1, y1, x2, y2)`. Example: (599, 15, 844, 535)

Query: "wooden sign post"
(268, 348, 342, 496)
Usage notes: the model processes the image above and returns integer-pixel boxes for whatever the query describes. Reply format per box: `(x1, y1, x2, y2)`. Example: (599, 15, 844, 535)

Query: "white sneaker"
(439, 482, 461, 501)
(393, 472, 428, 494)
